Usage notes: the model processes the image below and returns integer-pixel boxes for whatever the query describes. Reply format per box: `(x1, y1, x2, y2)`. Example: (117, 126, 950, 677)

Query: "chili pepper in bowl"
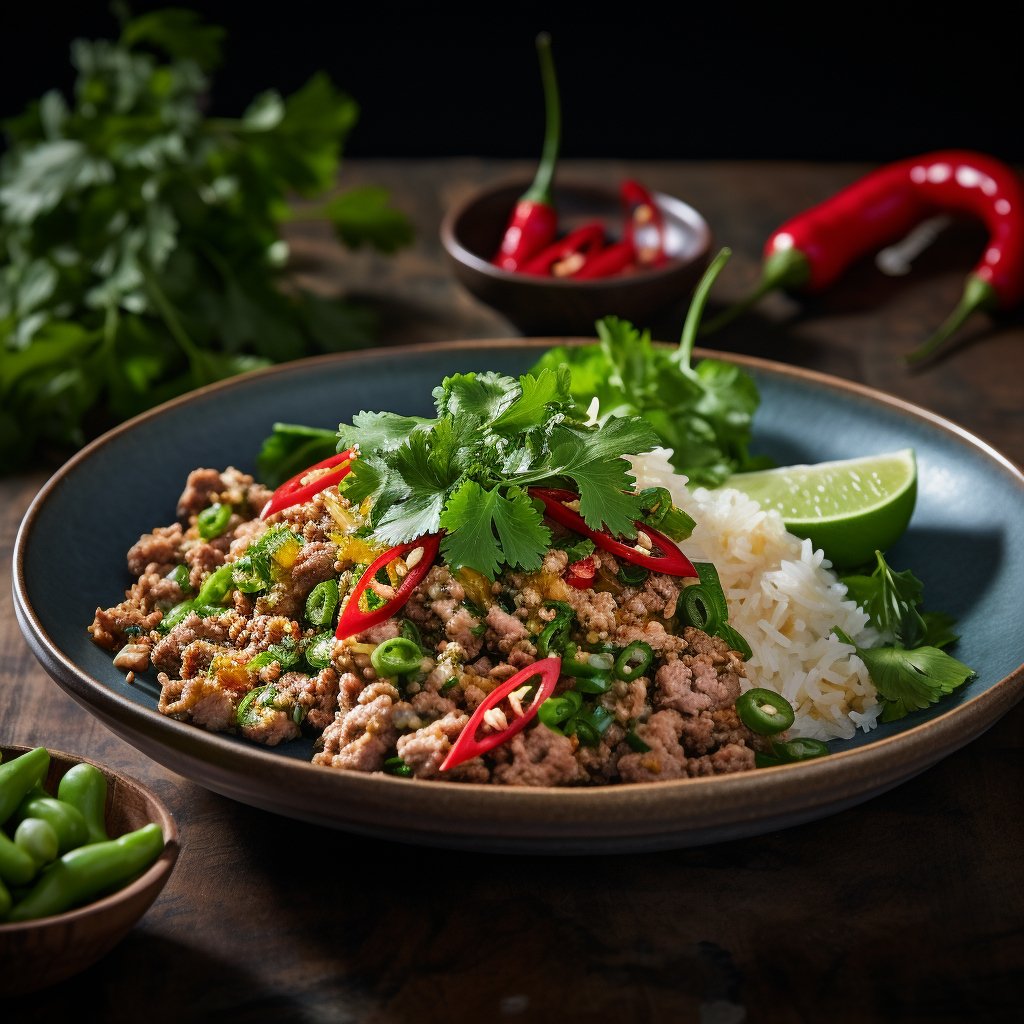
(520, 221, 607, 277)
(492, 33, 562, 272)
(701, 150, 1024, 362)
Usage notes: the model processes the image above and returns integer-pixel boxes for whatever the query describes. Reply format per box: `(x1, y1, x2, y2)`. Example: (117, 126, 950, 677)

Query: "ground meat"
(616, 710, 690, 783)
(127, 523, 186, 577)
(396, 710, 468, 778)
(157, 671, 236, 731)
(313, 683, 401, 772)
(91, 463, 779, 788)
(653, 634, 744, 717)
(150, 610, 240, 675)
(491, 725, 584, 786)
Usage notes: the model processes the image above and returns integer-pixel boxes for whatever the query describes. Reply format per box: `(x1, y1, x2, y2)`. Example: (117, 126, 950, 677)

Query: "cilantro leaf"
(489, 366, 569, 435)
(528, 256, 772, 488)
(326, 369, 661, 578)
(834, 628, 975, 723)
(337, 410, 434, 454)
(841, 551, 928, 647)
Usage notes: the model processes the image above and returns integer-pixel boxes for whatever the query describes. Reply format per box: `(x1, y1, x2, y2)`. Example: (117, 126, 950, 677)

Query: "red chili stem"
(260, 449, 356, 519)
(529, 488, 697, 577)
(439, 657, 562, 771)
(335, 534, 441, 641)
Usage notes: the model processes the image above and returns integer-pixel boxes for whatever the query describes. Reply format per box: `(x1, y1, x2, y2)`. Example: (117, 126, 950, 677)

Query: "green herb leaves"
(528, 249, 771, 486)
(0, 7, 413, 472)
(338, 367, 659, 578)
(837, 551, 975, 722)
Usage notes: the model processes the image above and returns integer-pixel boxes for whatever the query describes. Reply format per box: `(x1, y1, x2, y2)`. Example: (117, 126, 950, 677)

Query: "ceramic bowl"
(440, 178, 713, 335)
(0, 744, 179, 995)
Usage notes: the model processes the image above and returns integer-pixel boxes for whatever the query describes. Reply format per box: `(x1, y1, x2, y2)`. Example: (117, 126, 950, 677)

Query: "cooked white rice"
(629, 448, 882, 741)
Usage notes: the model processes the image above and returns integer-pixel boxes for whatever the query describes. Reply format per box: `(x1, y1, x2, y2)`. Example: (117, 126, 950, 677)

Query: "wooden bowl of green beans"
(0, 744, 179, 995)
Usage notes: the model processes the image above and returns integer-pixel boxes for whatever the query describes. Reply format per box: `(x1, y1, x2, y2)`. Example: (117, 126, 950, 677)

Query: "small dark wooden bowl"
(440, 178, 713, 335)
(0, 744, 179, 995)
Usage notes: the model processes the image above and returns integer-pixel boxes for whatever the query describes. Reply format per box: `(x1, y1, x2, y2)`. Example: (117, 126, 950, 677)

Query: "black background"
(2, 2, 1021, 165)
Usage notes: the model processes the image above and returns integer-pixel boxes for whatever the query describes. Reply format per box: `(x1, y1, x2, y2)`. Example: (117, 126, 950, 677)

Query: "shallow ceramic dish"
(0, 744, 179, 995)
(13, 341, 1024, 854)
(440, 179, 712, 335)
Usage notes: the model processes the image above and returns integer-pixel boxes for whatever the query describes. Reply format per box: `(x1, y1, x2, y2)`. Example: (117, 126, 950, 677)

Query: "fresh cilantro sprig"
(836, 551, 975, 722)
(528, 248, 773, 486)
(336, 367, 660, 578)
(0, 5, 413, 472)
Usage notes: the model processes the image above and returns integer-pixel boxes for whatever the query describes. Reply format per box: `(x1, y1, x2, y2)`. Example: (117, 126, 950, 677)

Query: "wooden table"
(3, 160, 1021, 1021)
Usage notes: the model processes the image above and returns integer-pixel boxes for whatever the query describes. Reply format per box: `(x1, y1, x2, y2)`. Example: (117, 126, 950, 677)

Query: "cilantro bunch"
(836, 551, 975, 722)
(335, 367, 660, 579)
(530, 248, 772, 486)
(0, 6, 413, 473)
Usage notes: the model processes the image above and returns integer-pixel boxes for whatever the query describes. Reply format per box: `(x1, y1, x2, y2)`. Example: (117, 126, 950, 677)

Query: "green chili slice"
(383, 757, 413, 777)
(718, 622, 753, 661)
(194, 562, 236, 606)
(197, 502, 233, 540)
(371, 637, 423, 677)
(305, 631, 335, 669)
(231, 554, 270, 593)
(246, 636, 300, 673)
(536, 601, 575, 657)
(306, 579, 340, 626)
(537, 691, 583, 731)
(567, 705, 615, 747)
(562, 644, 615, 679)
(625, 727, 651, 753)
(615, 640, 654, 681)
(616, 564, 650, 587)
(679, 563, 730, 634)
(167, 563, 193, 592)
(236, 685, 277, 727)
(637, 487, 696, 541)
(736, 687, 795, 735)
(756, 736, 830, 767)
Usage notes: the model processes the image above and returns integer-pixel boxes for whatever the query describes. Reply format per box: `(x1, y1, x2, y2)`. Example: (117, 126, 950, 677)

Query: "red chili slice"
(529, 487, 697, 578)
(439, 657, 562, 772)
(564, 555, 596, 589)
(260, 449, 356, 520)
(335, 533, 441, 641)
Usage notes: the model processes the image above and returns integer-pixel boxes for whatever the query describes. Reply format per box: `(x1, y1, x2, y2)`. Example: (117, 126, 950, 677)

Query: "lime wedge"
(723, 448, 917, 569)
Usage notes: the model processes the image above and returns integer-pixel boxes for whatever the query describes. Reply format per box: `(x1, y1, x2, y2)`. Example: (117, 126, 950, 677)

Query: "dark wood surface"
(3, 159, 1022, 1022)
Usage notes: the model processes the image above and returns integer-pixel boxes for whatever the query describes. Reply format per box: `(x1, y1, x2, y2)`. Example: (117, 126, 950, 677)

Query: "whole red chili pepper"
(261, 448, 357, 519)
(492, 33, 562, 272)
(702, 150, 1024, 362)
(520, 221, 606, 277)
(335, 533, 441, 641)
(439, 657, 562, 772)
(529, 487, 697, 577)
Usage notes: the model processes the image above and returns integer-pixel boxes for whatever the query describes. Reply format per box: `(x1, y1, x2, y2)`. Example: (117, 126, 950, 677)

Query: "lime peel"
(722, 448, 917, 570)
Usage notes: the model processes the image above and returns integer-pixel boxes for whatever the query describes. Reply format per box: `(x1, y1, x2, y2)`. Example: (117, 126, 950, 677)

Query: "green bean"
(6, 822, 165, 922)
(57, 762, 110, 844)
(0, 746, 50, 826)
(14, 795, 89, 854)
